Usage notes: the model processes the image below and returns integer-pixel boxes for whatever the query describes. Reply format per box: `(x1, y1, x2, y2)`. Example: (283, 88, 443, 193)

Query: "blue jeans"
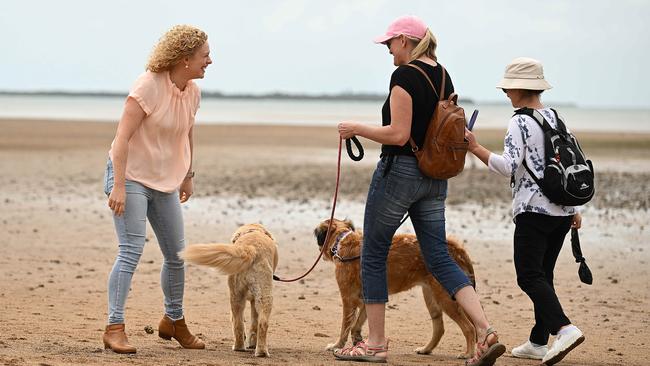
(103, 159, 186, 324)
(361, 155, 472, 304)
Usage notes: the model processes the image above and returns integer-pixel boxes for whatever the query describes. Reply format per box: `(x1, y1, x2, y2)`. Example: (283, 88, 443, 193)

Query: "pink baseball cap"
(373, 15, 428, 44)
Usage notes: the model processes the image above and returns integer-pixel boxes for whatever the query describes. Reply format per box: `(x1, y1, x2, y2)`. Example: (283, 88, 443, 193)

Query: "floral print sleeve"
(487, 116, 526, 178)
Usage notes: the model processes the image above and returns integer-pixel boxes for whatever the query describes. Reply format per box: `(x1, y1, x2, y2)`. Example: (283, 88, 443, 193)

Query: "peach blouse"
(109, 71, 200, 193)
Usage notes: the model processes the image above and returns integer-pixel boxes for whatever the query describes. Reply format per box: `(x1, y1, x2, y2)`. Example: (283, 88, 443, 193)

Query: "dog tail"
(181, 244, 256, 275)
(446, 237, 476, 290)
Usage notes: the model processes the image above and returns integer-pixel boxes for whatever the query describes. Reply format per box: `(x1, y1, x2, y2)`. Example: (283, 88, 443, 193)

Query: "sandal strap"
(481, 327, 498, 344)
(338, 340, 367, 356)
(335, 339, 389, 357)
(467, 328, 499, 362)
(366, 339, 389, 355)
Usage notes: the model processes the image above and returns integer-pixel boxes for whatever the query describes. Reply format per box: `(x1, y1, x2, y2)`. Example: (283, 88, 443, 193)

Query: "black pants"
(514, 212, 572, 345)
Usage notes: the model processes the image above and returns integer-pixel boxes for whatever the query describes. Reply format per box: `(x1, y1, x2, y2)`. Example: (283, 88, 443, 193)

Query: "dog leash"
(273, 137, 351, 282)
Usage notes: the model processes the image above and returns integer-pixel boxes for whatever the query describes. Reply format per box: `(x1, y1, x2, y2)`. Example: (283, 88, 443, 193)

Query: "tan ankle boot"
(102, 324, 137, 354)
(158, 315, 205, 349)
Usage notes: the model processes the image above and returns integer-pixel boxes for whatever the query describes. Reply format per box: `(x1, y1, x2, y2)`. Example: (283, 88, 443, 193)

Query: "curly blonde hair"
(146, 25, 208, 72)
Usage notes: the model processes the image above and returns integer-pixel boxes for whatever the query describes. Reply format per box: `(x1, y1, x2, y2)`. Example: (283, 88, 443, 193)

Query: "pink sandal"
(465, 328, 506, 366)
(334, 339, 389, 363)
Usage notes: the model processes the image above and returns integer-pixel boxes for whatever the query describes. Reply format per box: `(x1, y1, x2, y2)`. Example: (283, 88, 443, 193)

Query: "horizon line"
(0, 89, 589, 108)
(5, 90, 649, 110)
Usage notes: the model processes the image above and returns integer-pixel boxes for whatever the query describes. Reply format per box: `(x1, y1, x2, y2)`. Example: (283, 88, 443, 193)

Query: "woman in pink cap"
(336, 15, 504, 365)
(101, 24, 211, 354)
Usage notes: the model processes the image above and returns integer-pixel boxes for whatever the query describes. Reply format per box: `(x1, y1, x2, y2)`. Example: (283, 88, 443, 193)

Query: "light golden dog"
(182, 224, 278, 357)
(314, 218, 476, 358)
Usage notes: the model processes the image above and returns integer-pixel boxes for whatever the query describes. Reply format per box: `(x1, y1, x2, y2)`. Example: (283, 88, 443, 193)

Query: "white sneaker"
(511, 340, 548, 360)
(542, 327, 585, 365)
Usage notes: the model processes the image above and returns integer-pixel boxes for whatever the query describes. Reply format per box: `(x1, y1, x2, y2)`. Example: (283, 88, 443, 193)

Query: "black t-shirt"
(381, 60, 455, 156)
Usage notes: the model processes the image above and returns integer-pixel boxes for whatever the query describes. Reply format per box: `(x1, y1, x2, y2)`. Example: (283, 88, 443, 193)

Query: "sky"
(1, 0, 649, 108)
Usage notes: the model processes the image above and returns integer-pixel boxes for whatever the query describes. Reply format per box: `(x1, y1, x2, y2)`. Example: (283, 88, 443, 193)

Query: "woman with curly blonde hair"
(101, 24, 211, 354)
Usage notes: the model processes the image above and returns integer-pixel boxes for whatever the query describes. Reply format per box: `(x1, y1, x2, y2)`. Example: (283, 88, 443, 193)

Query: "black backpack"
(513, 108, 595, 206)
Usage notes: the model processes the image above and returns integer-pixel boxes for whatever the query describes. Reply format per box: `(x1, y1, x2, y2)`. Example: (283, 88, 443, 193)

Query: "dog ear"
(344, 218, 355, 231)
(314, 224, 327, 247)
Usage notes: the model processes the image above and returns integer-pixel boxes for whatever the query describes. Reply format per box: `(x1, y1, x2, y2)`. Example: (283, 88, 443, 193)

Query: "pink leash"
(272, 137, 344, 282)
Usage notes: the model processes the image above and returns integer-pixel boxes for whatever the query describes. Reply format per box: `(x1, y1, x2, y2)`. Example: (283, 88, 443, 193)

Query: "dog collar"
(331, 230, 356, 261)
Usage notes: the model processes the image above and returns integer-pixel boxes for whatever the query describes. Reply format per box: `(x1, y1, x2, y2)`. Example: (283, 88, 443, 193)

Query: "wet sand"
(0, 119, 648, 365)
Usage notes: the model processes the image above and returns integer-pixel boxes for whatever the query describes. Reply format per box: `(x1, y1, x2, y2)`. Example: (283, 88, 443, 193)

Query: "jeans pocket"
(103, 158, 114, 197)
(385, 171, 420, 203)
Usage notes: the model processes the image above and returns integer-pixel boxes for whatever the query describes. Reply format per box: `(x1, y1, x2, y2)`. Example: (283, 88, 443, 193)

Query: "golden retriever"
(182, 224, 278, 357)
(314, 218, 476, 358)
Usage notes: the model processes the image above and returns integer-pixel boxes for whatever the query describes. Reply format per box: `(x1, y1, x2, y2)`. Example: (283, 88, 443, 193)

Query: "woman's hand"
(337, 121, 358, 139)
(108, 185, 126, 216)
(572, 213, 582, 229)
(179, 177, 194, 203)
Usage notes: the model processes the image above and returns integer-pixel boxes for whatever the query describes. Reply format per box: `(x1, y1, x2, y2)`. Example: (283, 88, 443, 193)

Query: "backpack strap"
(550, 108, 569, 135)
(521, 158, 543, 187)
(514, 107, 553, 132)
(406, 63, 443, 100)
(405, 63, 446, 152)
(512, 108, 550, 187)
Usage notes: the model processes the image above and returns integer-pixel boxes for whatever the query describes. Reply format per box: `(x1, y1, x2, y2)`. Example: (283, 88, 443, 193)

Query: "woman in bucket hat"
(465, 57, 585, 365)
(335, 15, 505, 365)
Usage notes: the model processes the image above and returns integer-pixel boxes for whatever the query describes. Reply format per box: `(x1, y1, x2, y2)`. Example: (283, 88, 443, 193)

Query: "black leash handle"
(345, 136, 364, 161)
(571, 228, 593, 285)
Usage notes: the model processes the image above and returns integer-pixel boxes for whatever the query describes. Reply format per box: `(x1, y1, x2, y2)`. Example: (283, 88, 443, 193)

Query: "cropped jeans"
(361, 155, 472, 303)
(103, 159, 186, 324)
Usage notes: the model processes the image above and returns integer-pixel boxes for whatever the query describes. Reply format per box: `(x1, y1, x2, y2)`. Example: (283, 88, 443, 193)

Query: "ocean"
(1, 94, 649, 133)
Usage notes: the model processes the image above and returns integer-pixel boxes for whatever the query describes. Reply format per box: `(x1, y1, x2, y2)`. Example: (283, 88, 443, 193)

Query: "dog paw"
(232, 345, 247, 352)
(247, 333, 257, 349)
(326, 343, 344, 351)
(456, 352, 471, 359)
(255, 348, 270, 357)
(415, 346, 432, 355)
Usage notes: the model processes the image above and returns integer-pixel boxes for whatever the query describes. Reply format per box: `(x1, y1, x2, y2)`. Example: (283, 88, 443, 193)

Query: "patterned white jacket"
(488, 108, 579, 220)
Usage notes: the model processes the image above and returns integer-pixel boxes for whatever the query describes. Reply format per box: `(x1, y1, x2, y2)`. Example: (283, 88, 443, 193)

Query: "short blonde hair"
(409, 29, 437, 62)
(146, 25, 208, 72)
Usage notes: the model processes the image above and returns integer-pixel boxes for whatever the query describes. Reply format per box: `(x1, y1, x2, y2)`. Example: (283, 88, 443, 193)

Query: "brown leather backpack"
(406, 64, 468, 179)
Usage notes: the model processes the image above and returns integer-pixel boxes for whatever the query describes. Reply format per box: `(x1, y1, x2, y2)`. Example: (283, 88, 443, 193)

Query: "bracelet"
(186, 171, 195, 178)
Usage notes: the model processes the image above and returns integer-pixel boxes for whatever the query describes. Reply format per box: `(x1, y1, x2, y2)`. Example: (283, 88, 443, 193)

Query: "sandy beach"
(0, 118, 649, 366)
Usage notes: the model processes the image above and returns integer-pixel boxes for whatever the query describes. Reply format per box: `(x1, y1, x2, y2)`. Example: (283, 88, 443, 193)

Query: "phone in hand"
(467, 109, 479, 131)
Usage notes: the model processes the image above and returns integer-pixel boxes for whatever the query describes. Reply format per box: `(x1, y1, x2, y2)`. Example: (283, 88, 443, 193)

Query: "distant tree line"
(0, 90, 476, 104)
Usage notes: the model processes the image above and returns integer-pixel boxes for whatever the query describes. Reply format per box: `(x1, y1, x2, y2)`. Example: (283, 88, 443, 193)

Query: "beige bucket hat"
(497, 57, 552, 90)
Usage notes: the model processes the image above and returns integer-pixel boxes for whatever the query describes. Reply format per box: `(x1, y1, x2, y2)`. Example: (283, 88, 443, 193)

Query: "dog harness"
(330, 230, 360, 262)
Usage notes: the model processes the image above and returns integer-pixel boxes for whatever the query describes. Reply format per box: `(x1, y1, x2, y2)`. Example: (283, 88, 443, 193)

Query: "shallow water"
(1, 94, 649, 132)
